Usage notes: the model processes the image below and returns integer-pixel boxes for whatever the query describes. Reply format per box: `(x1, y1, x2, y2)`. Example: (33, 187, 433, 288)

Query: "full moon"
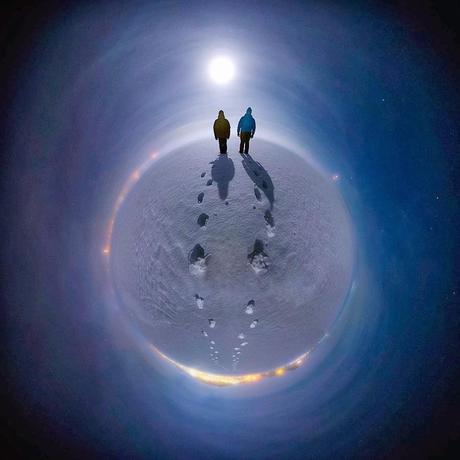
(209, 56, 235, 84)
(111, 139, 355, 375)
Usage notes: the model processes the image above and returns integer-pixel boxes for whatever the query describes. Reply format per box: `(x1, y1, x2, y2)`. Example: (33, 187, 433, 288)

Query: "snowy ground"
(111, 139, 354, 374)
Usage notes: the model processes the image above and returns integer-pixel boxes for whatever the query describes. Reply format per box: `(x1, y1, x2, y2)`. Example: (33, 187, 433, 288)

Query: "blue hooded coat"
(237, 107, 256, 135)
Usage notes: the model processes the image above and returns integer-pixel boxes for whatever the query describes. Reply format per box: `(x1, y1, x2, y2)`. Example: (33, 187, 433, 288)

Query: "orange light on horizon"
(103, 150, 162, 267)
(149, 345, 312, 387)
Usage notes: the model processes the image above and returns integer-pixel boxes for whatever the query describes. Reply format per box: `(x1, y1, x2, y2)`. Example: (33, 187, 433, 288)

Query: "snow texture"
(111, 139, 354, 374)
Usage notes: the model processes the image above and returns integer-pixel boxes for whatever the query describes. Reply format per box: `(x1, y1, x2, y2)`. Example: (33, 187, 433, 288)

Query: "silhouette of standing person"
(213, 110, 230, 154)
(237, 107, 256, 154)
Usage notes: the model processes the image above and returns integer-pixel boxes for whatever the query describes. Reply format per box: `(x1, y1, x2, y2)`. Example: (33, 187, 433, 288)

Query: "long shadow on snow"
(210, 154, 235, 200)
(241, 153, 275, 209)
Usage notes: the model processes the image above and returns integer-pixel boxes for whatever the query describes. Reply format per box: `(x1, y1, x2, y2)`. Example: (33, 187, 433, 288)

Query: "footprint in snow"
(208, 319, 216, 328)
(189, 244, 210, 276)
(238, 333, 245, 339)
(264, 210, 274, 227)
(206, 179, 213, 186)
(197, 192, 204, 203)
(201, 172, 206, 177)
(241, 342, 248, 347)
(194, 294, 204, 309)
(264, 210, 275, 237)
(248, 239, 269, 273)
(250, 319, 259, 329)
(245, 300, 255, 315)
(197, 213, 209, 227)
(254, 186, 262, 201)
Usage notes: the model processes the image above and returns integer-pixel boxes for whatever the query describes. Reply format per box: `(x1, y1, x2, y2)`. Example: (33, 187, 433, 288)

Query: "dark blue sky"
(1, 1, 459, 458)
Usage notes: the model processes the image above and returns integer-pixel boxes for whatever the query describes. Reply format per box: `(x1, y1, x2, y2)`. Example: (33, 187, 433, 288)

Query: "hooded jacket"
(213, 110, 231, 139)
(237, 107, 256, 135)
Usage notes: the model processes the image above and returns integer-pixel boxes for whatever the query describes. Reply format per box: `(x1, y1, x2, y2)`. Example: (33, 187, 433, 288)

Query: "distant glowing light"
(332, 174, 340, 181)
(152, 346, 311, 387)
(209, 56, 235, 85)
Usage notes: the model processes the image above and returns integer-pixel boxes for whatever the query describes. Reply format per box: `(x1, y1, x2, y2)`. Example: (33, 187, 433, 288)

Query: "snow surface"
(111, 139, 354, 374)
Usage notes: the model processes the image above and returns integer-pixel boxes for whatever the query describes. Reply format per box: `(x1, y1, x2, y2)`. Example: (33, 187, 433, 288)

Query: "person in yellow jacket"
(213, 110, 231, 154)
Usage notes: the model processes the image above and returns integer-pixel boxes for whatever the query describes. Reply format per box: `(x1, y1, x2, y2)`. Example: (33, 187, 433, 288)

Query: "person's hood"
(218, 110, 225, 118)
(245, 107, 252, 115)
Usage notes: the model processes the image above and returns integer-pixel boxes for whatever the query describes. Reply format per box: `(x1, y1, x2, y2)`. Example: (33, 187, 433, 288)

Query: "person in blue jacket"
(237, 107, 256, 154)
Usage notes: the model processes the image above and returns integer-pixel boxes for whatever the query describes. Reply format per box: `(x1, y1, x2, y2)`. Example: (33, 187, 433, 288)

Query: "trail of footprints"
(232, 300, 259, 368)
(189, 160, 272, 368)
